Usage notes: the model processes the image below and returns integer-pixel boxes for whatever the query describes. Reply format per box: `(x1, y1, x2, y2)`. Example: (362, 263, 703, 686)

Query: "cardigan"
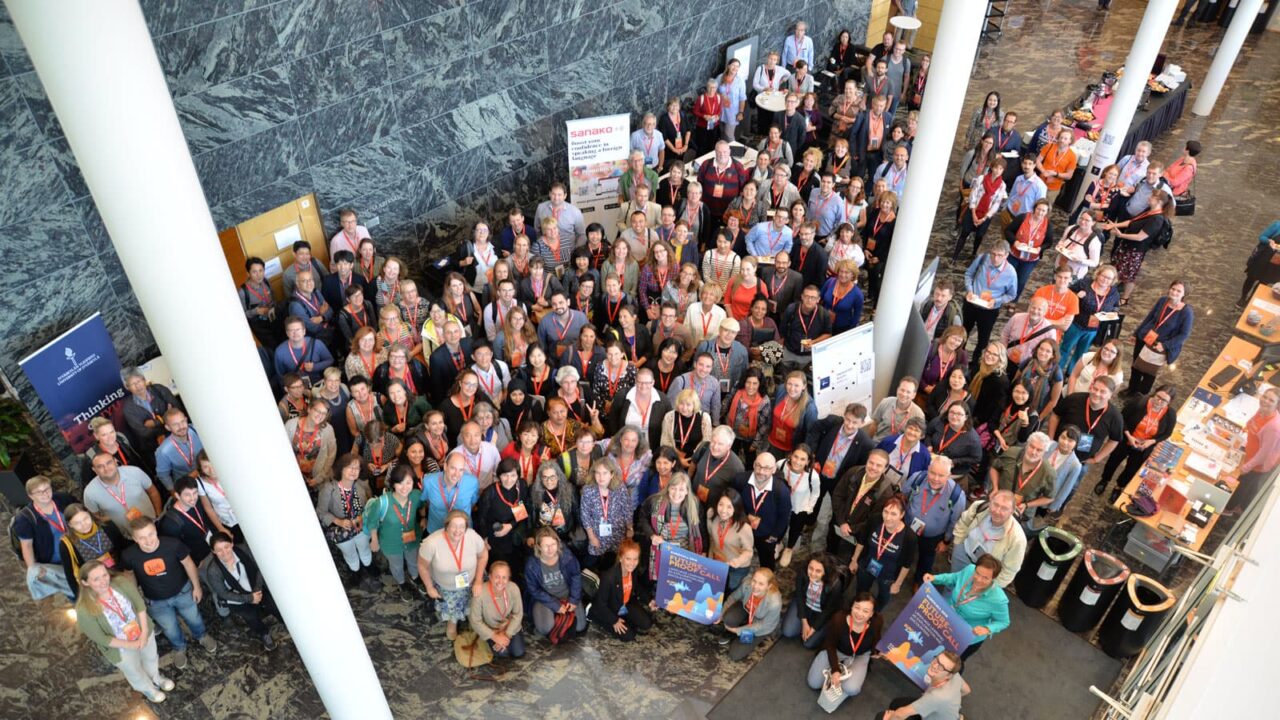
(731, 472, 792, 540)
(198, 545, 265, 606)
(929, 563, 1010, 643)
(1133, 298, 1193, 363)
(951, 502, 1027, 587)
(469, 581, 524, 641)
(727, 584, 783, 636)
(789, 574, 844, 630)
(76, 577, 151, 665)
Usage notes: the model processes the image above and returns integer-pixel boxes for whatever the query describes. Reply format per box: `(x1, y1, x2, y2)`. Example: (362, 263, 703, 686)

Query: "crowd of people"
(15, 14, 1278, 720)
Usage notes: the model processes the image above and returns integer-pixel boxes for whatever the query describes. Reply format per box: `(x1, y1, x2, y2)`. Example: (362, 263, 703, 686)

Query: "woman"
(805, 592, 882, 703)
(861, 191, 897, 297)
(525, 527, 589, 638)
(1003, 198, 1054, 298)
(959, 134, 995, 192)
(588, 538, 654, 641)
(719, 567, 782, 661)
(499, 379, 544, 440)
(518, 344, 556, 402)
(1059, 264, 1121, 374)
(59, 504, 127, 598)
(708, 488, 755, 593)
(718, 58, 748, 142)
(375, 255, 405, 309)
(800, 92, 822, 148)
(926, 404, 984, 479)
(1054, 211, 1103, 281)
(454, 221, 499, 294)
(473, 400, 512, 451)
(637, 240, 675, 320)
(419, 509, 489, 639)
(477, 457, 531, 574)
(849, 495, 917, 611)
(193, 452, 242, 543)
(602, 238, 640, 298)
(820, 259, 864, 333)
(1097, 386, 1177, 501)
(418, 410, 452, 469)
(286, 400, 337, 491)
(637, 472, 703, 580)
(1068, 340, 1125, 395)
(315, 366, 353, 454)
(693, 78, 724, 155)
(702, 230, 742, 287)
(738, 297, 779, 363)
(75, 562, 175, 703)
(723, 256, 765, 322)
(825, 139, 854, 189)
(501, 420, 549, 485)
(925, 366, 972, 422)
(588, 340, 637, 416)
(1028, 109, 1066, 157)
(441, 370, 491, 443)
(792, 147, 822, 200)
(827, 223, 865, 273)
(508, 233, 534, 278)
(277, 372, 311, 422)
(779, 444, 822, 568)
(968, 342, 1010, 432)
(1105, 191, 1173, 303)
(559, 428, 600, 488)
(906, 53, 930, 112)
(955, 155, 1008, 259)
(659, 97, 691, 171)
(543, 398, 586, 459)
(518, 257, 560, 323)
(381, 380, 430, 442)
(881, 123, 909, 163)
(363, 464, 425, 594)
(664, 262, 703, 319)
(484, 258, 516, 308)
(685, 281, 728, 349)
(1073, 163, 1122, 225)
(356, 238, 384, 286)
(1163, 140, 1200, 198)
(964, 91, 1001, 149)
(442, 271, 484, 337)
(580, 457, 635, 569)
(652, 337, 687, 398)
(658, 163, 688, 212)
(316, 453, 378, 590)
(344, 326, 383, 382)
(755, 136, 789, 181)
(493, 306, 537, 371)
(601, 424, 652, 505)
(725, 368, 772, 456)
(1012, 338, 1064, 418)
(421, 302, 463, 358)
(606, 304, 652, 368)
(788, 200, 809, 236)
(562, 324, 603, 381)
(636, 446, 679, 501)
(394, 435, 438, 488)
(529, 461, 582, 556)
(469, 560, 525, 658)
(199, 533, 281, 650)
(987, 380, 1037, 456)
(783, 555, 844, 650)
(661, 389, 713, 473)
(562, 249, 599, 305)
(924, 554, 1010, 659)
(826, 29, 856, 76)
(920, 326, 969, 399)
(766, 371, 819, 457)
(1129, 280, 1193, 396)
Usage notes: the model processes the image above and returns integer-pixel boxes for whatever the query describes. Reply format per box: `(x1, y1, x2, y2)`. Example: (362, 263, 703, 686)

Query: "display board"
(877, 583, 975, 689)
(655, 544, 729, 625)
(19, 313, 126, 453)
(811, 322, 875, 418)
(566, 114, 631, 234)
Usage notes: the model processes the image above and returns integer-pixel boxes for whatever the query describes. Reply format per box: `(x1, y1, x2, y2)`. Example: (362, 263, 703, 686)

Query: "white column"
(871, 2, 985, 402)
(1070, 0, 1179, 210)
(4, 3, 392, 718)
(1191, 0, 1264, 116)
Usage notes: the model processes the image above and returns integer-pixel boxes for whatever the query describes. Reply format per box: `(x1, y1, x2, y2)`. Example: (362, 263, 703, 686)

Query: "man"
(1114, 140, 1152, 192)
(239, 256, 281, 348)
(950, 490, 1025, 587)
(649, 301, 694, 361)
(199, 532, 281, 650)
(863, 31, 896, 79)
(535, 182, 586, 247)
(873, 145, 910, 199)
(762, 165, 801, 220)
(690, 425, 744, 506)
(1036, 128, 1077, 208)
(607, 367, 669, 447)
(828, 79, 863, 145)
(654, 204, 677, 246)
(119, 518, 217, 668)
(154, 409, 203, 493)
(1005, 155, 1047, 218)
(337, 284, 375, 347)
(427, 320, 473, 405)
(537, 291, 589, 358)
(667, 352, 722, 421)
(744, 208, 793, 259)
(273, 316, 334, 385)
(1120, 161, 1172, 219)
(881, 650, 969, 720)
(620, 210, 659, 261)
(732, 452, 792, 570)
(80, 417, 152, 485)
(422, 451, 481, 532)
(826, 449, 894, 558)
(903, 456, 967, 585)
(883, 41, 912, 117)
(774, 92, 807, 162)
(1046, 376, 1124, 513)
(778, 285, 833, 372)
(1001, 296, 1055, 366)
(696, 141, 748, 218)
(1031, 266, 1081, 337)
(157, 476, 217, 564)
(469, 560, 525, 658)
(850, 94, 890, 180)
(985, 110, 1021, 157)
(864, 59, 893, 117)
(329, 207, 370, 257)
(781, 21, 814, 70)
(498, 206, 537, 256)
(455, 421, 502, 490)
(398, 279, 432, 338)
(618, 150, 661, 209)
(83, 452, 163, 534)
(807, 402, 876, 506)
(763, 250, 803, 319)
(483, 278, 523, 342)
(281, 240, 327, 299)
(920, 278, 964, 340)
(121, 367, 183, 448)
(288, 269, 335, 347)
(806, 173, 848, 239)
(866, 377, 925, 443)
(875, 417, 931, 488)
(695, 318, 749, 395)
(988, 431, 1057, 522)
(752, 51, 790, 134)
(14, 476, 77, 600)
(321, 249, 366, 313)
(962, 241, 1017, 358)
(629, 113, 664, 169)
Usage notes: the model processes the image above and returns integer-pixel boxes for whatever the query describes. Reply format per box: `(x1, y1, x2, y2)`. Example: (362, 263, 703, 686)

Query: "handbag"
(1174, 171, 1195, 217)
(817, 664, 851, 713)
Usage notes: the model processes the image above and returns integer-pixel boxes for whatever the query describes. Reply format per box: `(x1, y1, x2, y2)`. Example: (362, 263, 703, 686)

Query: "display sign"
(566, 114, 630, 232)
(876, 583, 975, 689)
(19, 313, 127, 453)
(655, 544, 729, 625)
(811, 322, 875, 418)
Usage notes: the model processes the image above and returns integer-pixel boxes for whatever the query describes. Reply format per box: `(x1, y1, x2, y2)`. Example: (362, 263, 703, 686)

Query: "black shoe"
(1107, 488, 1122, 505)
(1092, 479, 1109, 496)
(262, 633, 277, 651)
(1172, 17, 1184, 26)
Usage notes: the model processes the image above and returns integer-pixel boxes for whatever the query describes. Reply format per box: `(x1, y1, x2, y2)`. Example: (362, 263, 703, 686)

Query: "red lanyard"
(716, 518, 731, 550)
(1016, 459, 1044, 492)
(495, 482, 521, 509)
(797, 306, 818, 335)
(847, 617, 869, 653)
(438, 479, 459, 512)
(40, 506, 66, 534)
(98, 592, 131, 624)
(746, 593, 762, 624)
(606, 362, 627, 397)
(749, 483, 769, 513)
(935, 426, 962, 453)
(102, 481, 129, 510)
(172, 436, 196, 468)
(600, 490, 612, 521)
(1154, 301, 1178, 330)
(1083, 403, 1106, 434)
(918, 486, 945, 517)
(705, 453, 732, 486)
(294, 420, 318, 453)
(955, 579, 982, 606)
(676, 413, 697, 448)
(554, 315, 574, 342)
(390, 496, 412, 529)
(245, 282, 272, 305)
(463, 448, 484, 479)
(700, 309, 715, 337)
(489, 583, 509, 616)
(622, 573, 634, 605)
(176, 505, 207, 534)
(294, 291, 321, 315)
(874, 525, 901, 560)
(831, 281, 855, 308)
(444, 533, 466, 572)
(287, 340, 310, 370)
(427, 435, 448, 460)
(477, 370, 497, 398)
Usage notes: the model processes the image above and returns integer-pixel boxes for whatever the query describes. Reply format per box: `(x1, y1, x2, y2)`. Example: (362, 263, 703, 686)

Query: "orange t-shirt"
(1032, 285, 1080, 332)
(1038, 144, 1077, 191)
(724, 278, 760, 321)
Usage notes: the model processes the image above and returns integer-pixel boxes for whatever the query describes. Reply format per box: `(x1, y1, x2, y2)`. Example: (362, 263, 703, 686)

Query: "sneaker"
(198, 634, 219, 653)
(779, 548, 793, 568)
(262, 633, 277, 651)
(171, 649, 188, 670)
(156, 677, 175, 692)
(717, 634, 732, 646)
(144, 690, 167, 704)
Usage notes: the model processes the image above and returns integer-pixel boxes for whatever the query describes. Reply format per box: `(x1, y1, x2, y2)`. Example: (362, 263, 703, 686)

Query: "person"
(322, 252, 367, 336)
(1228, 388, 1280, 516)
(783, 554, 843, 649)
(969, 342, 1011, 433)
(901, 455, 967, 585)
(419, 509, 489, 639)
(920, 328, 969, 403)
(718, 567, 782, 661)
(157, 476, 217, 564)
(925, 366, 971, 423)
(964, 91, 1002, 149)
(821, 260, 864, 333)
(534, 182, 586, 247)
(1237, 220, 1280, 308)
(83, 452, 162, 535)
(778, 284, 833, 373)
(281, 239, 327, 299)
(1067, 340, 1125, 395)
(849, 94, 890, 180)
(1004, 199, 1054, 299)
(121, 368, 184, 449)
(629, 114, 665, 170)
(761, 164, 802, 223)
(777, 444, 821, 567)
(703, 229, 742, 287)
(1097, 387, 1177, 503)
(58, 503, 127, 598)
(828, 221, 865, 273)
(868, 376, 926, 443)
(950, 490, 1025, 587)
(1059, 264, 1121, 374)
(74, 561, 176, 703)
(80, 417, 153, 486)
(14, 476, 77, 600)
(1046, 377, 1125, 513)
(696, 317, 749, 394)
(1162, 139, 1201, 199)
(363, 465, 425, 595)
(529, 461, 582, 554)
(986, 380, 1036, 462)
(1005, 155, 1046, 220)
(469, 560, 525, 658)
(986, 109, 1022, 156)
(288, 269, 336, 347)
(781, 20, 814, 69)
(1118, 158, 1172, 221)
(1128, 279, 1193, 396)
(199, 532, 281, 650)
(826, 29, 858, 78)
(807, 173, 848, 240)
(806, 592, 882, 704)
(881, 649, 969, 720)
(926, 405, 983, 480)
(668, 351, 723, 422)
(699, 139, 748, 219)
(807, 402, 875, 514)
(988, 432, 1057, 523)
(381, 381, 430, 445)
(660, 388, 713, 474)
(731, 452, 792, 571)
(1054, 212, 1104, 281)
(497, 207, 537, 256)
(317, 453, 379, 590)
(955, 155, 1009, 259)
(525, 526, 588, 639)
(1046, 427, 1084, 519)
(274, 316, 335, 387)
(355, 238, 384, 289)
(690, 424, 746, 506)
(580, 456, 635, 569)
(849, 495, 916, 610)
(766, 371, 819, 458)
(588, 538, 654, 642)
(707, 489, 755, 595)
(906, 53, 930, 112)
(476, 457, 530, 577)
(152, 413, 204, 493)
(962, 241, 1017, 356)
(1104, 191, 1174, 303)
(925, 554, 1009, 663)
(1011, 338, 1063, 420)
(1032, 265, 1082, 338)
(920, 279, 965, 341)
(423, 450, 482, 533)
(118, 517, 217, 668)
(1036, 128, 1077, 208)
(657, 97, 691, 171)
(693, 78, 724, 154)
(285, 399, 337, 491)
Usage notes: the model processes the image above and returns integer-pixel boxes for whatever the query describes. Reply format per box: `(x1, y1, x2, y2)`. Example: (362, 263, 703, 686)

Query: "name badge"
(122, 620, 142, 642)
(599, 522, 613, 538)
(822, 459, 839, 477)
(1078, 433, 1095, 453)
(720, 377, 730, 394)
(102, 555, 116, 569)
(739, 629, 756, 644)
(454, 571, 471, 589)
(866, 558, 884, 578)
(551, 508, 566, 528)
(1143, 330, 1158, 346)
(511, 504, 529, 522)
(125, 507, 143, 522)
(910, 517, 926, 535)
(712, 183, 724, 198)
(401, 530, 416, 544)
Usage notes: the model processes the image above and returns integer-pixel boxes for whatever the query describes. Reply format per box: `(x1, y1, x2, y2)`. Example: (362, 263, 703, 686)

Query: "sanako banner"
(655, 544, 728, 625)
(566, 113, 630, 233)
(876, 583, 975, 689)
(19, 313, 126, 453)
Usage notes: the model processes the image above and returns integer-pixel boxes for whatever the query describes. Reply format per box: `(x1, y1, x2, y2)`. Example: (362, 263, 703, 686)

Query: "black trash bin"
(1058, 549, 1130, 633)
(1098, 574, 1176, 659)
(1013, 526, 1083, 608)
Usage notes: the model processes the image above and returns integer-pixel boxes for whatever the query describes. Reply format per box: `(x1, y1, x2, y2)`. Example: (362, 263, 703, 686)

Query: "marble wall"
(0, 0, 870, 473)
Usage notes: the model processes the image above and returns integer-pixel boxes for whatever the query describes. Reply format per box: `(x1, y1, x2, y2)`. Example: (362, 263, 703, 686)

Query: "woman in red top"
(1226, 387, 1280, 515)
(1097, 386, 1176, 502)
(500, 420, 549, 485)
(767, 371, 818, 457)
(723, 256, 765, 321)
(1162, 140, 1200, 198)
(693, 78, 724, 155)
(1003, 198, 1053, 299)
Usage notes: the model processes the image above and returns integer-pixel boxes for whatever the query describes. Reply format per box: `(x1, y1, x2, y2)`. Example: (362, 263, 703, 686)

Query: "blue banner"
(876, 583, 975, 689)
(655, 544, 729, 625)
(19, 314, 126, 453)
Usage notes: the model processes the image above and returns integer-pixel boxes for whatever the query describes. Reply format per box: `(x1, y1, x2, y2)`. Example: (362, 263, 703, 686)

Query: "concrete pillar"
(1070, 0, 1178, 210)
(4, 2, 392, 718)
(1191, 0, 1264, 117)
(871, 1, 986, 402)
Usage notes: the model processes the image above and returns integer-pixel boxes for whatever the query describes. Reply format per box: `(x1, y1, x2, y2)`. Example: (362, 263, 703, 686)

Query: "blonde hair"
(674, 388, 703, 414)
(664, 472, 701, 531)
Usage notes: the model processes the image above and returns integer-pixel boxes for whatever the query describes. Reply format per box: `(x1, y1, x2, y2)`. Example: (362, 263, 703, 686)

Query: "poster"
(19, 313, 127, 453)
(655, 544, 728, 625)
(566, 114, 630, 233)
(811, 322, 875, 418)
(876, 584, 975, 689)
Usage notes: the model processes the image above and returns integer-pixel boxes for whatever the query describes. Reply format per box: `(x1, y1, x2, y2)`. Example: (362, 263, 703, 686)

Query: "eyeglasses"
(930, 657, 957, 674)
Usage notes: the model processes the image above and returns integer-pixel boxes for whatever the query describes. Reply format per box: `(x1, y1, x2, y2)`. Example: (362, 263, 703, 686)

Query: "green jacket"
(76, 576, 151, 664)
(929, 564, 1010, 643)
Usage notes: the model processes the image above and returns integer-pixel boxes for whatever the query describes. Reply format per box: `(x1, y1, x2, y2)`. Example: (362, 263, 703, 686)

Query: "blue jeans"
(146, 582, 206, 650)
(1049, 461, 1089, 513)
(1059, 324, 1098, 375)
(1008, 256, 1039, 300)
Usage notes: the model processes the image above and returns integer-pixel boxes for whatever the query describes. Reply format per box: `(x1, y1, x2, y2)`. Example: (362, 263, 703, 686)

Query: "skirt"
(1113, 246, 1146, 283)
(434, 585, 473, 622)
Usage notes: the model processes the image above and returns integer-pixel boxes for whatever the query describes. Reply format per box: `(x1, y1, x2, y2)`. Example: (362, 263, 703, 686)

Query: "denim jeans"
(1049, 461, 1089, 513)
(1059, 324, 1098, 375)
(1007, 256, 1039, 300)
(26, 563, 73, 601)
(146, 582, 206, 650)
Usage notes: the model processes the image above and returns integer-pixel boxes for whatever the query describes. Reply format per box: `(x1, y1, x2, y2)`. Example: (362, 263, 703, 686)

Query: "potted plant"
(0, 396, 36, 506)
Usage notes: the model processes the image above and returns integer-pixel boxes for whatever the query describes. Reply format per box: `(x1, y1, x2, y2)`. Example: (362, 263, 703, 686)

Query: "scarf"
(65, 523, 113, 579)
(974, 172, 1004, 218)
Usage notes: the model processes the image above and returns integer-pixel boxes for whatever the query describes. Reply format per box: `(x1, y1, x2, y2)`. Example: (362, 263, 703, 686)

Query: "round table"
(889, 15, 923, 43)
(755, 90, 786, 113)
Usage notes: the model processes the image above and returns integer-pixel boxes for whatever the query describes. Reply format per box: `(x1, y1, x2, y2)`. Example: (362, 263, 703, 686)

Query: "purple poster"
(876, 583, 975, 688)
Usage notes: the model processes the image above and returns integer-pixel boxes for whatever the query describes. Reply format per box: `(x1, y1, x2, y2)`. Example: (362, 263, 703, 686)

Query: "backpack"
(8, 507, 38, 559)
(905, 472, 964, 514)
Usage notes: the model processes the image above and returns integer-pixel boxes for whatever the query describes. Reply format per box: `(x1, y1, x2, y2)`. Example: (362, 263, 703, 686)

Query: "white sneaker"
(144, 690, 166, 703)
(780, 548, 793, 568)
(156, 677, 175, 692)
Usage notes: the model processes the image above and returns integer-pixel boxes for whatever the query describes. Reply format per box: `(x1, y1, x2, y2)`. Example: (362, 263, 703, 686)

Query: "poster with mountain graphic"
(655, 544, 728, 625)
(876, 584, 975, 688)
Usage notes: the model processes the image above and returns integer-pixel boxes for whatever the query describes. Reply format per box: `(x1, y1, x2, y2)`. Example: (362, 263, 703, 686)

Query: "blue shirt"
(1006, 174, 1047, 215)
(423, 473, 481, 533)
(964, 255, 1018, 309)
(902, 471, 967, 539)
(630, 129, 664, 167)
(272, 338, 334, 384)
(820, 277, 864, 333)
(1258, 220, 1280, 244)
(745, 221, 793, 257)
(155, 428, 204, 491)
(719, 76, 747, 122)
(873, 161, 909, 198)
(781, 34, 814, 68)
(807, 187, 848, 237)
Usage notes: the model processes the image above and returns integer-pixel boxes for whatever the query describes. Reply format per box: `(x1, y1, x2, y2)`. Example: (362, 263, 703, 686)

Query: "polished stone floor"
(2, 2, 1278, 718)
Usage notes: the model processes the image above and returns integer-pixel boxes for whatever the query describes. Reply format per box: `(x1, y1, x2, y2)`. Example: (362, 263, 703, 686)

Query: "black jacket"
(806, 417, 874, 482)
(607, 394, 670, 450)
(199, 545, 266, 606)
(121, 384, 183, 448)
(790, 573, 845, 629)
(587, 563, 652, 626)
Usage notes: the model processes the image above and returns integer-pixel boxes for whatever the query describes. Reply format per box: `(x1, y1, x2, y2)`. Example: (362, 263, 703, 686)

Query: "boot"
(360, 563, 382, 591)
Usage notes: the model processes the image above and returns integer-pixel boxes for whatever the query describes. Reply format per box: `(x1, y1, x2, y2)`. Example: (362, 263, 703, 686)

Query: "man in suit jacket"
(806, 402, 876, 499)
(848, 94, 890, 180)
(427, 320, 474, 405)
